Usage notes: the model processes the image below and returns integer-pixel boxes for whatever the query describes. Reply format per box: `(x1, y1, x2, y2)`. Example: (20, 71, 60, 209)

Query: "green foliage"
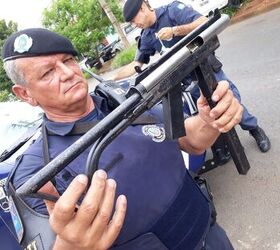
(221, 6, 239, 18)
(222, 0, 248, 18)
(0, 90, 9, 102)
(0, 90, 18, 102)
(0, 60, 11, 90)
(42, 0, 123, 57)
(83, 67, 97, 79)
(0, 19, 18, 101)
(111, 45, 137, 69)
(0, 19, 18, 47)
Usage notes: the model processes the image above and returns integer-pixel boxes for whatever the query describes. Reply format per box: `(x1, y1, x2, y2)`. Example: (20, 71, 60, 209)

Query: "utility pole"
(98, 0, 130, 48)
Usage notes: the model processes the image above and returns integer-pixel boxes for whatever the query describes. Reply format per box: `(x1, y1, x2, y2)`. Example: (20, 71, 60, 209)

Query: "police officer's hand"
(40, 170, 127, 250)
(197, 80, 243, 133)
(157, 27, 174, 41)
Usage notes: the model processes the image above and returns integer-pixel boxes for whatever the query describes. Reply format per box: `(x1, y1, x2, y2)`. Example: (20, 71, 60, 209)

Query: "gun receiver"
(17, 10, 249, 198)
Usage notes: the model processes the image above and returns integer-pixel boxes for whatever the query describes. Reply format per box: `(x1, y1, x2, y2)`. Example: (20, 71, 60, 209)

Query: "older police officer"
(2, 28, 242, 249)
(3, 29, 127, 250)
(117, 0, 271, 155)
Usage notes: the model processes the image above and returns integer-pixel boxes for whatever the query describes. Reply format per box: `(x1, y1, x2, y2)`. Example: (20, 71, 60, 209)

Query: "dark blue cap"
(123, 0, 143, 22)
(2, 28, 78, 62)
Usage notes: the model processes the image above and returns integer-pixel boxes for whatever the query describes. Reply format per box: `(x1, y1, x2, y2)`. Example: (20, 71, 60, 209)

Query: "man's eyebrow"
(34, 61, 53, 71)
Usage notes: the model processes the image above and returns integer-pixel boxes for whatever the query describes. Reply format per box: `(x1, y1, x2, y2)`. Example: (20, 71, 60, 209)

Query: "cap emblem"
(14, 34, 33, 53)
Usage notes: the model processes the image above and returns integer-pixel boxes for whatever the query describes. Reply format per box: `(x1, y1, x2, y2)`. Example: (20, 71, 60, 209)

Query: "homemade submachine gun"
(11, 10, 250, 249)
(17, 10, 250, 198)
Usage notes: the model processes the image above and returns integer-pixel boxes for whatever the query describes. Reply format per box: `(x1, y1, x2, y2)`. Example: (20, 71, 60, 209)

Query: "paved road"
(88, 9, 280, 249)
(206, 8, 280, 250)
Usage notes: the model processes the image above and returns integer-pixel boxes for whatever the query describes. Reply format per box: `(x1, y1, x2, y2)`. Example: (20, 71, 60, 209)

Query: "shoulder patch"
(177, 3, 186, 10)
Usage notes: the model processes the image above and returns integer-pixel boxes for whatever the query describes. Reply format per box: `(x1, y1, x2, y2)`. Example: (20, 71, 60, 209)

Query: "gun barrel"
(197, 14, 230, 44)
(141, 47, 191, 92)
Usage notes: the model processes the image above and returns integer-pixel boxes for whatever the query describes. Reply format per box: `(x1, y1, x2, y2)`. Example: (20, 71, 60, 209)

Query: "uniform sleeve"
(137, 31, 157, 64)
(134, 48, 151, 64)
(168, 1, 202, 25)
(11, 153, 49, 215)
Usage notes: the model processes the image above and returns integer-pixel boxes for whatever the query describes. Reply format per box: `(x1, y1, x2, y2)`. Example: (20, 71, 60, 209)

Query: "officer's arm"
(179, 81, 243, 154)
(172, 16, 207, 36)
(40, 170, 127, 250)
(113, 60, 143, 80)
(157, 16, 207, 41)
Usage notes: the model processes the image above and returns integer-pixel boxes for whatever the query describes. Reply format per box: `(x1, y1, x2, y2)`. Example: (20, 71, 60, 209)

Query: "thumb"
(39, 181, 60, 214)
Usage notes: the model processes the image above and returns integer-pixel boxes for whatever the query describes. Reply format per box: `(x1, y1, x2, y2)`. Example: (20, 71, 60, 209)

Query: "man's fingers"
(39, 181, 59, 214)
(211, 80, 229, 103)
(208, 81, 243, 132)
(218, 104, 243, 133)
(90, 179, 116, 234)
(50, 174, 88, 232)
(75, 170, 107, 227)
(210, 90, 233, 120)
(197, 81, 243, 131)
(157, 27, 172, 40)
(101, 195, 127, 249)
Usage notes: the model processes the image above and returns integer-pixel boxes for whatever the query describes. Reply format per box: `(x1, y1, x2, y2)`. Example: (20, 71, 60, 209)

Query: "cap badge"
(14, 34, 33, 53)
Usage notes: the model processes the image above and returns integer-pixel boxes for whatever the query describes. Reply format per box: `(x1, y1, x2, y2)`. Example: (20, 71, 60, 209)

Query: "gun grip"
(162, 84, 186, 139)
(195, 61, 250, 175)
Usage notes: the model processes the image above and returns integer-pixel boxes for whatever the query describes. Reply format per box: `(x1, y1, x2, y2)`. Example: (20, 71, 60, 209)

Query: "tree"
(42, 0, 124, 57)
(0, 19, 18, 101)
(98, 0, 129, 49)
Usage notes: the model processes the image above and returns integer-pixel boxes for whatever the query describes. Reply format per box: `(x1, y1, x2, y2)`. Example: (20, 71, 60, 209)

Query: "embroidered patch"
(14, 34, 33, 53)
(177, 3, 186, 10)
(142, 125, 166, 142)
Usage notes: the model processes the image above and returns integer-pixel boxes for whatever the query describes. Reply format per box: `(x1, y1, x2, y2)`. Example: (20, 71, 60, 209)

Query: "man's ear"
(12, 84, 38, 106)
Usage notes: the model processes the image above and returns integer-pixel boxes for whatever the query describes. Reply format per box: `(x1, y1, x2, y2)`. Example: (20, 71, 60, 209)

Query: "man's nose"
(58, 62, 75, 81)
(130, 22, 136, 28)
(131, 21, 138, 28)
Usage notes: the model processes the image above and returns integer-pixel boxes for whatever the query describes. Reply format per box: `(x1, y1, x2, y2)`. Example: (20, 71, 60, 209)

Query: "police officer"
(2, 28, 242, 249)
(117, 0, 271, 155)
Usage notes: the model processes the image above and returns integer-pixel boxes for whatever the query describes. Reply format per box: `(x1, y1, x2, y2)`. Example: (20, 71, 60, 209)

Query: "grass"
(222, 0, 250, 17)
(222, 6, 240, 17)
(111, 45, 137, 69)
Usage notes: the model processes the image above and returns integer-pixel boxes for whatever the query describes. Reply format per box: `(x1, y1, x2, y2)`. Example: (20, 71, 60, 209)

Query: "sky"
(0, 0, 51, 29)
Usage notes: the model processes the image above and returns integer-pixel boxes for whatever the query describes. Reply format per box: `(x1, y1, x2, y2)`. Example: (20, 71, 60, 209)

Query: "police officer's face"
(131, 3, 155, 29)
(14, 53, 88, 113)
